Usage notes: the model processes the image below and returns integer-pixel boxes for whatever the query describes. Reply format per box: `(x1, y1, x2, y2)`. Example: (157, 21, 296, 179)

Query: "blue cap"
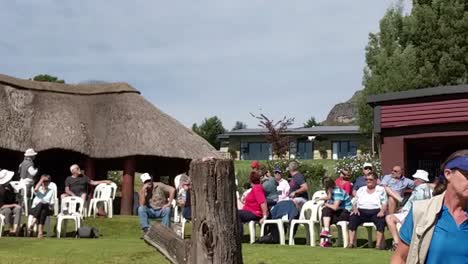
(445, 156, 468, 171)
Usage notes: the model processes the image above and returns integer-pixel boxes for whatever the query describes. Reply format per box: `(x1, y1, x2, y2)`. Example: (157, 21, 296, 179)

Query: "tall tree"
(31, 74, 65, 83)
(192, 116, 226, 149)
(357, 0, 468, 135)
(303, 116, 319, 128)
(232, 121, 247, 131)
(250, 113, 294, 160)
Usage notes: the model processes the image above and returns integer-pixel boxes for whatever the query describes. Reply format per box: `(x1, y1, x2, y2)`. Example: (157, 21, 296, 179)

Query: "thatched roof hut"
(0, 73, 219, 214)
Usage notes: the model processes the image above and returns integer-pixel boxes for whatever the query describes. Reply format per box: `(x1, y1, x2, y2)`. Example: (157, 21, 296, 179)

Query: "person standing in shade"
(288, 161, 309, 209)
(16, 148, 39, 198)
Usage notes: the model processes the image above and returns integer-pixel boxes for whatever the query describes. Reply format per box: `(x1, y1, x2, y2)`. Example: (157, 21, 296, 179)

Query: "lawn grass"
(0, 216, 391, 264)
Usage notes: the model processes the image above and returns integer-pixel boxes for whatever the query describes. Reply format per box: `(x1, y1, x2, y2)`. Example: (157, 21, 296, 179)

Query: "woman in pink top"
(335, 168, 353, 196)
(238, 171, 268, 239)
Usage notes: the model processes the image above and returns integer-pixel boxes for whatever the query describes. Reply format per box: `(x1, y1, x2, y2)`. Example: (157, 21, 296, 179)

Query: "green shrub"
(334, 154, 382, 182)
(234, 160, 328, 196)
(264, 160, 326, 195)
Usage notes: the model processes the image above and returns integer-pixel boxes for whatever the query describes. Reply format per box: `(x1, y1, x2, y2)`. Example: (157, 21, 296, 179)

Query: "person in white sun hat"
(385, 169, 434, 250)
(0, 169, 23, 236)
(16, 148, 39, 197)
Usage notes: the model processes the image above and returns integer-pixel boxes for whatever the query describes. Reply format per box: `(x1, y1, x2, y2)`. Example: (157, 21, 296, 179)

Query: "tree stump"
(144, 159, 243, 264)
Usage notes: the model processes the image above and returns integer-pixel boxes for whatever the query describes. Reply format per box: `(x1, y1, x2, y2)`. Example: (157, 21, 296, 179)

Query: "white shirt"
(355, 185, 387, 210)
(276, 179, 290, 202)
(32, 186, 55, 208)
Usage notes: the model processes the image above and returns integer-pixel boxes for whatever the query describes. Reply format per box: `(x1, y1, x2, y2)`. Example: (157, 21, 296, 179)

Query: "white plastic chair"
(330, 221, 350, 248)
(9, 181, 30, 216)
(0, 214, 4, 237)
(173, 175, 184, 223)
(311, 190, 327, 201)
(260, 214, 289, 245)
(180, 214, 190, 238)
(362, 222, 377, 248)
(47, 182, 59, 216)
(248, 220, 260, 244)
(57, 196, 84, 238)
(289, 199, 324, 246)
(88, 182, 117, 218)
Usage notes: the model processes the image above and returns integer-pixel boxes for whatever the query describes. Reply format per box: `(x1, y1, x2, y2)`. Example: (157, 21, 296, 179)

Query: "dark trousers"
(182, 206, 192, 221)
(30, 203, 52, 225)
(348, 208, 386, 232)
(322, 207, 350, 225)
(238, 210, 261, 239)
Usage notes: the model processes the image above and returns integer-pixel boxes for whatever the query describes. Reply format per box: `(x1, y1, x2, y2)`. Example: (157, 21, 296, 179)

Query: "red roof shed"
(368, 85, 468, 179)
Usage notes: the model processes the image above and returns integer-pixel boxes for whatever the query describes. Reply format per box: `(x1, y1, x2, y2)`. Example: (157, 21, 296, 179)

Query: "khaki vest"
(406, 192, 445, 264)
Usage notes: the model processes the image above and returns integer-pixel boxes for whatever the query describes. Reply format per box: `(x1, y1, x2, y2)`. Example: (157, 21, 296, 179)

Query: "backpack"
(77, 226, 100, 238)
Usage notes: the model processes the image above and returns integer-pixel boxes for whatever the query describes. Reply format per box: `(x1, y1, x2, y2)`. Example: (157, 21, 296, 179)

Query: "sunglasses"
(365, 178, 375, 182)
(364, 167, 372, 170)
(340, 171, 349, 176)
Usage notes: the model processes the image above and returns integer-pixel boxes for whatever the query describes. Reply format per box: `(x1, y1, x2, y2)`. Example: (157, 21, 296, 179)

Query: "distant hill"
(321, 90, 362, 126)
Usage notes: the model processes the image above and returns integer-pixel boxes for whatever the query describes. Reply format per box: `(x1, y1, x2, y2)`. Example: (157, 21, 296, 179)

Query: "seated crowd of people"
(2, 147, 464, 262)
(236, 160, 439, 249)
(0, 148, 112, 238)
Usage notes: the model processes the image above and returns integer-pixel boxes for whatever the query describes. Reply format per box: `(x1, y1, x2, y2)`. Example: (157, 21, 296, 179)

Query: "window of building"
(240, 142, 271, 160)
(295, 140, 314, 160)
(331, 141, 357, 160)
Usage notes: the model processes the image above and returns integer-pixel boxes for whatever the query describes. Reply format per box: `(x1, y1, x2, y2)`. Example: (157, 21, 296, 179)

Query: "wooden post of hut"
(144, 159, 243, 264)
(121, 156, 136, 215)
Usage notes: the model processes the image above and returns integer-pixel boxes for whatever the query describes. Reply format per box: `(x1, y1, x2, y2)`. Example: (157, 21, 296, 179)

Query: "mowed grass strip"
(0, 216, 391, 264)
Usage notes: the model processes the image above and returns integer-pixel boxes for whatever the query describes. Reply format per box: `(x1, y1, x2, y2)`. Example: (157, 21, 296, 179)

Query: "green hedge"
(234, 160, 334, 196)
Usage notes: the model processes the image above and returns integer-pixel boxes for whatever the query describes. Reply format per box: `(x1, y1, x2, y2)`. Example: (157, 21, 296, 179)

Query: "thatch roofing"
(0, 74, 219, 160)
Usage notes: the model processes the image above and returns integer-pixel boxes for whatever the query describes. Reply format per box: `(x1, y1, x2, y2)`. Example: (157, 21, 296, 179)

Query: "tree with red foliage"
(250, 113, 294, 160)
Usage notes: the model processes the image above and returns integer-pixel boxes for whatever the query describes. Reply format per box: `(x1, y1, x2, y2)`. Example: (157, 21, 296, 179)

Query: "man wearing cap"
(0, 169, 22, 236)
(62, 164, 112, 202)
(380, 165, 414, 214)
(274, 168, 290, 202)
(385, 169, 433, 250)
(138, 173, 176, 235)
(352, 162, 373, 197)
(16, 148, 39, 197)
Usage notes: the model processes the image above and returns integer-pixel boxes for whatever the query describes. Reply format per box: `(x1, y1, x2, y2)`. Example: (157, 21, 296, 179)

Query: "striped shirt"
(329, 186, 353, 211)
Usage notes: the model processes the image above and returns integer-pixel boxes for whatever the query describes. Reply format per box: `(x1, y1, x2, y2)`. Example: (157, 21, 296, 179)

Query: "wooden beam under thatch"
(144, 159, 243, 264)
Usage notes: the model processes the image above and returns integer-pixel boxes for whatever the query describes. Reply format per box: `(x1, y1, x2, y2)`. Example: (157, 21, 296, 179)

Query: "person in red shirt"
(238, 171, 268, 239)
(335, 168, 353, 196)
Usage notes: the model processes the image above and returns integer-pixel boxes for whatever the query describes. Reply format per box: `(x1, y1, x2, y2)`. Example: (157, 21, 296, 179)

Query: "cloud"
(0, 0, 393, 128)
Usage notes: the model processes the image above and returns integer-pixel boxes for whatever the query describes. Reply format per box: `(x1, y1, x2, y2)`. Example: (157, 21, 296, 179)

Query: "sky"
(0, 0, 397, 129)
